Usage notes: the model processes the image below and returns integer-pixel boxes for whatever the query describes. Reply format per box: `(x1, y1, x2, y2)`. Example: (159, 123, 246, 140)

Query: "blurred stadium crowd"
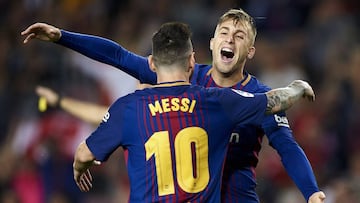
(0, 0, 359, 202)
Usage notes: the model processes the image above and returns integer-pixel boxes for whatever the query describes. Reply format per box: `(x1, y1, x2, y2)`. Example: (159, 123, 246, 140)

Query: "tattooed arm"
(265, 80, 315, 114)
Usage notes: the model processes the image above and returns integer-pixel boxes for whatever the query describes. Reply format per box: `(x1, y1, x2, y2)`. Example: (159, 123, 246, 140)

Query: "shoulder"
(204, 87, 250, 100)
(195, 63, 212, 71)
(191, 64, 212, 78)
(246, 73, 272, 93)
(111, 90, 145, 108)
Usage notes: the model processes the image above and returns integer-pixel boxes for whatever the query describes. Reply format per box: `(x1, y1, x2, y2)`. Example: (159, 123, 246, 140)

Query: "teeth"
(221, 47, 233, 52)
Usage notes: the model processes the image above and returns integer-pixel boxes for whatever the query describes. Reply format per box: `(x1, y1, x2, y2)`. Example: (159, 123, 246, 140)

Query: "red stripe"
(146, 95, 157, 202)
(139, 97, 151, 201)
(205, 77, 213, 88)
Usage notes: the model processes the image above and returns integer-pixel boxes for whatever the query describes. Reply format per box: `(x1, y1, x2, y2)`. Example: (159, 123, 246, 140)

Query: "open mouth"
(220, 48, 234, 62)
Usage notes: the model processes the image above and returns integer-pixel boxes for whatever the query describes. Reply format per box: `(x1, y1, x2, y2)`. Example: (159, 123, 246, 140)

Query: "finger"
(76, 179, 86, 192)
(21, 25, 35, 35)
(81, 176, 91, 192)
(83, 175, 93, 189)
(82, 172, 93, 191)
(21, 28, 31, 36)
(93, 160, 101, 165)
(75, 171, 90, 192)
(23, 33, 36, 44)
(85, 169, 93, 182)
(309, 95, 315, 102)
(75, 175, 85, 192)
(309, 92, 315, 102)
(35, 86, 48, 95)
(21, 23, 41, 35)
(79, 176, 87, 192)
(88, 169, 93, 181)
(35, 86, 43, 95)
(305, 89, 315, 102)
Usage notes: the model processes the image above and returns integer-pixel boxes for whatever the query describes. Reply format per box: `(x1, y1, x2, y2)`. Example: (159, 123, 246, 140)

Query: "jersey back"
(86, 83, 267, 203)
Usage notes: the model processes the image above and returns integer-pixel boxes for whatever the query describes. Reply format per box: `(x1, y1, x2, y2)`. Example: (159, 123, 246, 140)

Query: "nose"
(225, 35, 234, 43)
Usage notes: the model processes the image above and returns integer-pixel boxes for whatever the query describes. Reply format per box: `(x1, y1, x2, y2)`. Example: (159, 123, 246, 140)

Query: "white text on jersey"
(274, 114, 290, 127)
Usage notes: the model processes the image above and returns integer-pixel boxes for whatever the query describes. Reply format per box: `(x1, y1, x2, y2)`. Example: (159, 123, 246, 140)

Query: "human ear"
(188, 52, 195, 72)
(148, 55, 156, 72)
(247, 46, 256, 59)
(210, 38, 214, 51)
(187, 52, 195, 79)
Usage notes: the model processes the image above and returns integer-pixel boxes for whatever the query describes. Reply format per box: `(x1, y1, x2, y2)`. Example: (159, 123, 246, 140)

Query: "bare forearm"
(73, 142, 99, 192)
(265, 80, 315, 114)
(73, 142, 96, 173)
(265, 87, 299, 114)
(60, 98, 108, 125)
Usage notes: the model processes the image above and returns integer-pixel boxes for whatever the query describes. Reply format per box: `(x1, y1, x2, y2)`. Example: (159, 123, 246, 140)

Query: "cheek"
(236, 49, 249, 60)
(237, 43, 250, 55)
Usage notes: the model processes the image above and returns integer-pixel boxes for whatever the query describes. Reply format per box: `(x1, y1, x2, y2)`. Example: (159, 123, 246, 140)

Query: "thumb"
(319, 191, 326, 199)
(93, 160, 101, 165)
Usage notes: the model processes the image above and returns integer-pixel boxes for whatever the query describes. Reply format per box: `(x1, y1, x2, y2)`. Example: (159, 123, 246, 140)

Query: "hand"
(74, 169, 93, 192)
(289, 80, 315, 102)
(308, 191, 326, 203)
(21, 23, 61, 44)
(73, 160, 100, 192)
(35, 86, 60, 107)
(301, 80, 315, 102)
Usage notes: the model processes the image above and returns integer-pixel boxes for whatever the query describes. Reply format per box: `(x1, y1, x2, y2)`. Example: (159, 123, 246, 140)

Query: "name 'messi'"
(148, 97, 197, 116)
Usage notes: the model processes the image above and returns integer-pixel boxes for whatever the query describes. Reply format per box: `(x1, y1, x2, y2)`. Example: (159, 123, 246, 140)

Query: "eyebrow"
(218, 26, 247, 35)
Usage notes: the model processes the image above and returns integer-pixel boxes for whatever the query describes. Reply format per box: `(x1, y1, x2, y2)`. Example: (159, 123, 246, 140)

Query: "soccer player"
(72, 22, 315, 203)
(22, 8, 326, 203)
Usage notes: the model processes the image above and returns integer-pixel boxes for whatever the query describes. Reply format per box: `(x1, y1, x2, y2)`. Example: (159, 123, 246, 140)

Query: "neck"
(211, 64, 245, 87)
(156, 69, 190, 84)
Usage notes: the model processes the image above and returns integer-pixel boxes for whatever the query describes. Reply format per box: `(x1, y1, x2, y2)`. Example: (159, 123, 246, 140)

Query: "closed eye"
(235, 35, 244, 40)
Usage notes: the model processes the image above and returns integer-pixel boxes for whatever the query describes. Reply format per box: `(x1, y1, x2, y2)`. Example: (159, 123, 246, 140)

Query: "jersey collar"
(153, 81, 190, 88)
(206, 67, 252, 87)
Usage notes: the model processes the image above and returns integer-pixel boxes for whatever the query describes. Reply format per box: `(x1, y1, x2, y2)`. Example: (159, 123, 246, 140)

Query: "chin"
(217, 67, 234, 76)
(220, 62, 236, 70)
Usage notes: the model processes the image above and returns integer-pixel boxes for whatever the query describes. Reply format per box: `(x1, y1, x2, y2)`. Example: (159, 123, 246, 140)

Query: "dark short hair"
(152, 22, 193, 68)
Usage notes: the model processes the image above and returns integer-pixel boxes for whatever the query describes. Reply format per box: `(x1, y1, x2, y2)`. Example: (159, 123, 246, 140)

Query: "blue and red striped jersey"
(86, 82, 267, 203)
(58, 31, 320, 202)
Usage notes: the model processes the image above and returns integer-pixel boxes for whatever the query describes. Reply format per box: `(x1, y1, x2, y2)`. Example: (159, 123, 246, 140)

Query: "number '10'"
(145, 127, 210, 196)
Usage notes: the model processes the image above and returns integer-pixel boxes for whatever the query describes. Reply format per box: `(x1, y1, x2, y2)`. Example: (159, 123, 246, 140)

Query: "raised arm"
(266, 125, 325, 202)
(262, 80, 324, 202)
(36, 86, 107, 125)
(22, 23, 156, 84)
(265, 80, 315, 114)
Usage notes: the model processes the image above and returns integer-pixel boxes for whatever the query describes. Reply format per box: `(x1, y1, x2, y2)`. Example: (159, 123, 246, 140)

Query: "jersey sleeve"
(264, 120, 320, 201)
(57, 30, 157, 84)
(85, 98, 127, 162)
(253, 80, 319, 200)
(218, 88, 267, 127)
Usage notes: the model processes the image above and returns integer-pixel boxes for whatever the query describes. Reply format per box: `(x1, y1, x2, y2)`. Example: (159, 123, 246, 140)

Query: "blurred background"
(0, 0, 359, 202)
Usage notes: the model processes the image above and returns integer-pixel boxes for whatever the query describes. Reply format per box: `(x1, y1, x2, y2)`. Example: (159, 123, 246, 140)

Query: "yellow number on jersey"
(145, 131, 175, 196)
(145, 127, 210, 196)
